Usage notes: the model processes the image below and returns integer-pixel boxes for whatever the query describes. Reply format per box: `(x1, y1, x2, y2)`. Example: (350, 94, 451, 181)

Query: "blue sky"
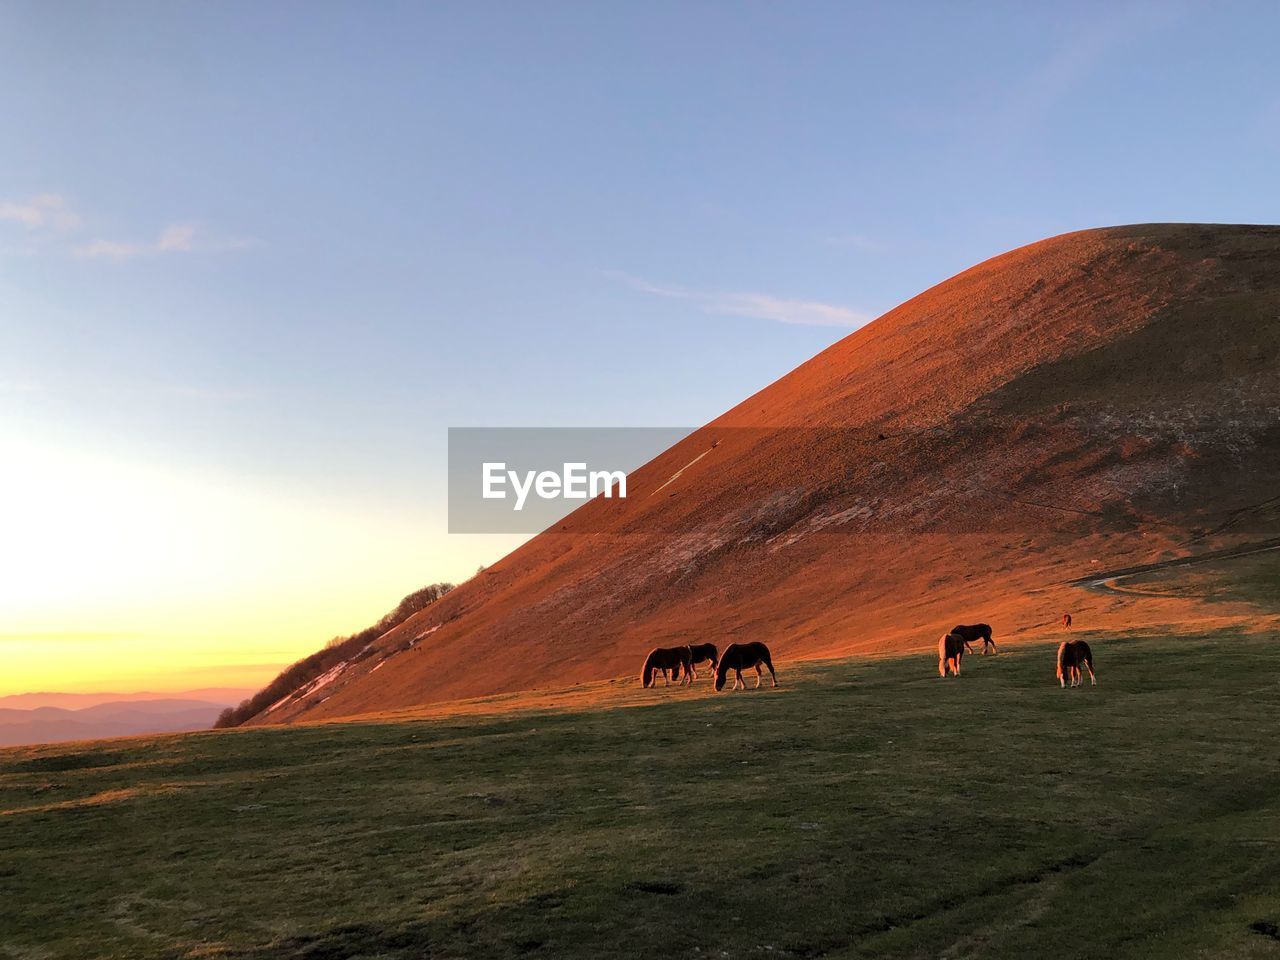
(2, 1, 1279, 689)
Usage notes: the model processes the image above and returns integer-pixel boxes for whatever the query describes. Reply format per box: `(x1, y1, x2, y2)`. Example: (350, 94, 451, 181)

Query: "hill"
(256, 223, 1280, 725)
(0, 689, 255, 711)
(0, 698, 236, 747)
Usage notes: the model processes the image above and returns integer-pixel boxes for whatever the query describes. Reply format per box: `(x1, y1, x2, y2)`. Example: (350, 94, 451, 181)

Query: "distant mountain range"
(0, 688, 255, 747)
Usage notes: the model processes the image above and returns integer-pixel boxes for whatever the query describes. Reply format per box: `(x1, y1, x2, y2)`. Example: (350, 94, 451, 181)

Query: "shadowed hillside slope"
(256, 224, 1280, 724)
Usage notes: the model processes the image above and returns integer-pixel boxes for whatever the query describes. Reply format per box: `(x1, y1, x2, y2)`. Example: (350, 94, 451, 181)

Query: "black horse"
(713, 642, 778, 692)
(686, 643, 719, 680)
(950, 623, 996, 655)
(641, 647, 693, 687)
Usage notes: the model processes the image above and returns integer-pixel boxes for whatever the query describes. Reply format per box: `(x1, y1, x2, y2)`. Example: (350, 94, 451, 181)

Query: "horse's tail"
(641, 651, 656, 688)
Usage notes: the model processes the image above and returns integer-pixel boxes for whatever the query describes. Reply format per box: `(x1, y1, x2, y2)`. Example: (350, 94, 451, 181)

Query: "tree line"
(214, 582, 455, 728)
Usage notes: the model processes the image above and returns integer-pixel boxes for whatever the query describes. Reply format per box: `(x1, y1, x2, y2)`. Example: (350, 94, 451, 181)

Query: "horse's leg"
(1086, 660, 1097, 686)
(939, 658, 947, 678)
(754, 664, 763, 689)
(765, 657, 778, 687)
(735, 669, 745, 691)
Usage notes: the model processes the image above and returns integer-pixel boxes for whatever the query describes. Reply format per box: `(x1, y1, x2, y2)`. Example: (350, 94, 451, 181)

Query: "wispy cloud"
(75, 238, 146, 260)
(611, 272, 873, 328)
(996, 2, 1185, 133)
(0, 193, 81, 231)
(157, 223, 198, 252)
(0, 193, 256, 262)
(75, 222, 258, 261)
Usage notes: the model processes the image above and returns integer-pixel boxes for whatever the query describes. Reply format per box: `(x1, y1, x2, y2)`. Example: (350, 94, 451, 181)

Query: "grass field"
(4, 632, 1280, 960)
(1120, 549, 1280, 608)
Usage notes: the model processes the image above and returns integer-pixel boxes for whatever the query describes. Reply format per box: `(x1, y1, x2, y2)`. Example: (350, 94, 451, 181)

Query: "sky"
(2, 1, 1279, 695)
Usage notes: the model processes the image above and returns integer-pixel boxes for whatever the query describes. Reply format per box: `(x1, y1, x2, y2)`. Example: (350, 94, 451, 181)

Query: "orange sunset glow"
(0, 427, 518, 696)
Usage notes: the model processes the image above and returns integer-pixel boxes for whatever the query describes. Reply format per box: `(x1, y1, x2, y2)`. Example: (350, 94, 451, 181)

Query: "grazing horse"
(950, 622, 996, 655)
(1056, 639, 1096, 688)
(1062, 613, 1073, 629)
(685, 643, 719, 681)
(713, 642, 778, 692)
(938, 633, 965, 677)
(641, 646, 693, 688)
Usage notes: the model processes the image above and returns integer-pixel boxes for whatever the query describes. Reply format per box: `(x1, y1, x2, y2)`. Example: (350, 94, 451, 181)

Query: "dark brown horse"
(1056, 639, 1096, 688)
(951, 623, 996, 655)
(938, 633, 965, 677)
(686, 643, 719, 680)
(641, 646, 693, 688)
(713, 642, 777, 692)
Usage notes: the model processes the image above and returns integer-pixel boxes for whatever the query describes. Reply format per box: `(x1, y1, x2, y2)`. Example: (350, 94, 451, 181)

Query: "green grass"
(1123, 549, 1280, 607)
(4, 634, 1280, 960)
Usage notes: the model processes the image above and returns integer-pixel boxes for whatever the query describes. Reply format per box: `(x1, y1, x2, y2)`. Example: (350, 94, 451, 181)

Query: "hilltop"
(256, 224, 1280, 724)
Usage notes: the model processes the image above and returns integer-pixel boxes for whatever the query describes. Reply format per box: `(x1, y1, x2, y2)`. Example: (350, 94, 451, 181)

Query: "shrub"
(212, 582, 455, 729)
